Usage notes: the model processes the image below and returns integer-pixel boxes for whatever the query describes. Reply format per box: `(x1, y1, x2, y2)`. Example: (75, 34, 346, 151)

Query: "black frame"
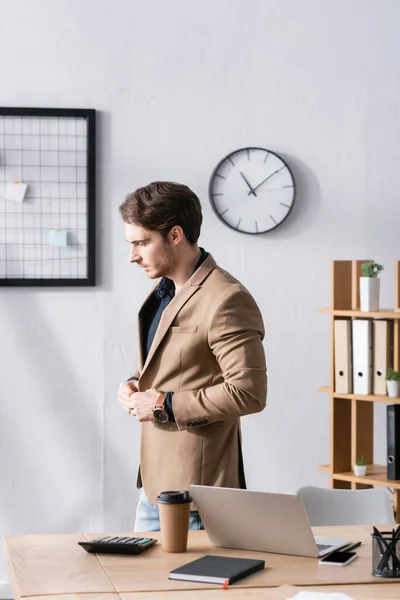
(0, 107, 96, 286)
(208, 146, 296, 235)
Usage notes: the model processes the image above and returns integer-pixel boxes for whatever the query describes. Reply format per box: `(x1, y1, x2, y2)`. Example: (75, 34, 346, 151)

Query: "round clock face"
(209, 147, 295, 234)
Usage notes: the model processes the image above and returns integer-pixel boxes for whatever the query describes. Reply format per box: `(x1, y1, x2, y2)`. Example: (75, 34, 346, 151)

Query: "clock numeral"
(270, 215, 278, 226)
(264, 152, 269, 163)
(215, 173, 226, 180)
(219, 208, 229, 216)
(280, 202, 291, 209)
(247, 149, 250, 161)
(236, 218, 242, 229)
(228, 156, 235, 167)
(255, 221, 259, 233)
(212, 193, 224, 196)
(282, 185, 293, 188)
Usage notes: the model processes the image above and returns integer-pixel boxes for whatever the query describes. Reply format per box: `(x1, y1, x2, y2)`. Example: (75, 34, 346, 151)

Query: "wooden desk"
(5, 525, 400, 599)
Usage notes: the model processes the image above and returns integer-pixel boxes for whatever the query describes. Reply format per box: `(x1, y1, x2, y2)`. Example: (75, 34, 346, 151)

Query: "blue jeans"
(134, 489, 204, 532)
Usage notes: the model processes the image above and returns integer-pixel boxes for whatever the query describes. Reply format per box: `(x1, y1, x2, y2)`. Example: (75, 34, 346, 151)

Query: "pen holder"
(372, 528, 400, 578)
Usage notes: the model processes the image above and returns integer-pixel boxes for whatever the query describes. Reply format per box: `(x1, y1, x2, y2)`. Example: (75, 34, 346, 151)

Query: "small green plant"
(386, 368, 400, 382)
(356, 456, 367, 466)
(361, 262, 384, 277)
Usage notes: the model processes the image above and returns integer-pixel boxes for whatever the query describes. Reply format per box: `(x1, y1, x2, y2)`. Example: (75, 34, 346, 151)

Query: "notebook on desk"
(169, 554, 265, 585)
(189, 485, 350, 558)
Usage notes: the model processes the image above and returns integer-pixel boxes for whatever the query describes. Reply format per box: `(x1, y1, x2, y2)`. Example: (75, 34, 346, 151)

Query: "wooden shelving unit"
(318, 386, 400, 404)
(319, 260, 400, 522)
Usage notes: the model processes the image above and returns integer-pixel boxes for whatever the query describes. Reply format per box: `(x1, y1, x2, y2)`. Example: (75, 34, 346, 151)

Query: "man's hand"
(118, 380, 138, 415)
(129, 388, 160, 422)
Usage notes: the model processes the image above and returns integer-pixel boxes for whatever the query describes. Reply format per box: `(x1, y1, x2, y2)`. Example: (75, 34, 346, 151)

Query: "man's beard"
(147, 243, 175, 279)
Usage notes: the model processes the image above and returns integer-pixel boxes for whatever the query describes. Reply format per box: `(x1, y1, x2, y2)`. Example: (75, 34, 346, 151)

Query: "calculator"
(78, 535, 157, 555)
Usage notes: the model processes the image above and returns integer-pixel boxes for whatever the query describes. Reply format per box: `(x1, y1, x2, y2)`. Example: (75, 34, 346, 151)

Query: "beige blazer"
(133, 254, 267, 506)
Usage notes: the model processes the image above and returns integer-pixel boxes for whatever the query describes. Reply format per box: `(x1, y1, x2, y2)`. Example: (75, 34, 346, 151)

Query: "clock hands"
(239, 171, 257, 196)
(247, 165, 286, 195)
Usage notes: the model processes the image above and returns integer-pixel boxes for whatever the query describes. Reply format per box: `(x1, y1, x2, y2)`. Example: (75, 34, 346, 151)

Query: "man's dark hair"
(119, 181, 203, 244)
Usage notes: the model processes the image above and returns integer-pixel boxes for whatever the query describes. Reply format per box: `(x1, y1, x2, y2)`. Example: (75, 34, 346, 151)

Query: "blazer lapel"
(136, 281, 159, 371)
(139, 254, 216, 378)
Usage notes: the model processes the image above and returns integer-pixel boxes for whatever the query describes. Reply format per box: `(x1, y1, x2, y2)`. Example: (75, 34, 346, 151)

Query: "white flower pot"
(360, 277, 380, 312)
(387, 380, 400, 398)
(353, 464, 367, 476)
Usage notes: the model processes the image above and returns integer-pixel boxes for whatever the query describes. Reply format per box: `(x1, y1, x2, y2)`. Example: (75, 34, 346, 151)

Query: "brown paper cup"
(157, 490, 192, 553)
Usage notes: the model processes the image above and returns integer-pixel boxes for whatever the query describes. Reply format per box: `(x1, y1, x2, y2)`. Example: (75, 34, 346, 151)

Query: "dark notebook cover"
(169, 554, 265, 585)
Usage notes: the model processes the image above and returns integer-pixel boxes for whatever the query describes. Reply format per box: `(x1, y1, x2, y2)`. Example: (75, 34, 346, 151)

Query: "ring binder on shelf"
(373, 320, 393, 395)
(352, 319, 372, 395)
(334, 319, 352, 394)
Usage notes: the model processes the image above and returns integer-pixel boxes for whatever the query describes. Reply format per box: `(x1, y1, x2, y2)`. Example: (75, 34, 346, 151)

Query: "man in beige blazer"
(118, 181, 267, 531)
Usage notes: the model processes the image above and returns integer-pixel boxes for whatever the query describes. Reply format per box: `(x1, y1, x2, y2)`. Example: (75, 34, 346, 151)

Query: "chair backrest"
(296, 486, 395, 526)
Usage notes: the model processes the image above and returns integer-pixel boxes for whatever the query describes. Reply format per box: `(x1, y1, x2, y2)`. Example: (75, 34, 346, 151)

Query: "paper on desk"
(288, 592, 354, 600)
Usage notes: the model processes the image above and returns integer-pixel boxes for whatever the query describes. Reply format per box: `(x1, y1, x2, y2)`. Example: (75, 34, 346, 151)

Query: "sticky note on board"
(48, 229, 68, 247)
(5, 181, 27, 203)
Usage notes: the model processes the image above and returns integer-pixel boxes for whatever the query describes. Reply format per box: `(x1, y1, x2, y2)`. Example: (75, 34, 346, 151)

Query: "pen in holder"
(372, 526, 400, 578)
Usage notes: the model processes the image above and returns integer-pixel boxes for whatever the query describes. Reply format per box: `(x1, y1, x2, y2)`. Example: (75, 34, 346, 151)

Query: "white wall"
(1, 0, 400, 595)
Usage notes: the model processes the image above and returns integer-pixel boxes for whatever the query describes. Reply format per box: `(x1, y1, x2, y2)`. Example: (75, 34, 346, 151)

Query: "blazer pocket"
(170, 325, 198, 333)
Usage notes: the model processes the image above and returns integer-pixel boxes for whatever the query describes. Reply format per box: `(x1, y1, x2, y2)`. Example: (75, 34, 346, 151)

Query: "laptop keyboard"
(317, 543, 333, 552)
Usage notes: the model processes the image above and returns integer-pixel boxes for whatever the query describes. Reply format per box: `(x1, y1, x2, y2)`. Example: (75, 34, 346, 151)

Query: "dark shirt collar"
(155, 247, 208, 300)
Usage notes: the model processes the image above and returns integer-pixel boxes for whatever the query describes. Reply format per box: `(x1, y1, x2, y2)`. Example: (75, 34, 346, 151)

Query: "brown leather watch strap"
(154, 392, 167, 409)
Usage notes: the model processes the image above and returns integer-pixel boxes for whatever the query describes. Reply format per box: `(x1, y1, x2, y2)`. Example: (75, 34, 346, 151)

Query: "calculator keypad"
(79, 535, 157, 554)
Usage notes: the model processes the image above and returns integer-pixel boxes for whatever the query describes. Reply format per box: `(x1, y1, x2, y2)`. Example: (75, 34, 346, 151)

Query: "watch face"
(153, 408, 169, 423)
(209, 147, 295, 234)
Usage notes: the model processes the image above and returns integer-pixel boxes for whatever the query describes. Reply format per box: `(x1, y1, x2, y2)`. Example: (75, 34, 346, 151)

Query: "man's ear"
(168, 226, 184, 245)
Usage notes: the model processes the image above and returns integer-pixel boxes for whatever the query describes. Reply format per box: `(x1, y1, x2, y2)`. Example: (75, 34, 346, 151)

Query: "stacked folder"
(334, 319, 393, 395)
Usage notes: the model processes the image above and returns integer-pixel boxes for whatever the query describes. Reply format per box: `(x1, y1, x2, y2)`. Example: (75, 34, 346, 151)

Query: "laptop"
(189, 485, 350, 558)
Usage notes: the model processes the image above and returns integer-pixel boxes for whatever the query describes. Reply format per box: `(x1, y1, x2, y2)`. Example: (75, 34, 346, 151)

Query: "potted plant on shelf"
(360, 262, 384, 312)
(353, 456, 367, 477)
(386, 368, 400, 398)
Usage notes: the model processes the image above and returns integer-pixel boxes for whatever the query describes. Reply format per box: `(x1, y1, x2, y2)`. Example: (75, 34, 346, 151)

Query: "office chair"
(296, 485, 395, 526)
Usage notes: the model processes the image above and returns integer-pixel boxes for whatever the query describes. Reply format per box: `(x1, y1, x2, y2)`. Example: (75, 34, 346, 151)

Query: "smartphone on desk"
(319, 550, 358, 566)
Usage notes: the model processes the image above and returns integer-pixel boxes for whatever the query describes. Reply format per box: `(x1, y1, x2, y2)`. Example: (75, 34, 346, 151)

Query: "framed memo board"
(0, 107, 96, 286)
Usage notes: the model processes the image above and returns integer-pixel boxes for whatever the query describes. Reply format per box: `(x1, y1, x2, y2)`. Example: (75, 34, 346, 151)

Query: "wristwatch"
(153, 393, 169, 423)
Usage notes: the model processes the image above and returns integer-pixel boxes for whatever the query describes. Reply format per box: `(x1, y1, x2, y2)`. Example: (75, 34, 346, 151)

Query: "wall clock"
(209, 147, 295, 234)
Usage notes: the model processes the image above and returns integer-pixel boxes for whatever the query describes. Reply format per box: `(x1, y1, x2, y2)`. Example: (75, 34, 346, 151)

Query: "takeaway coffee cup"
(156, 490, 192, 552)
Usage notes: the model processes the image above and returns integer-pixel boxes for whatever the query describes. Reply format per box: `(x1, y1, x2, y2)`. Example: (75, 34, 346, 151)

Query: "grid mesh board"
(0, 108, 95, 286)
